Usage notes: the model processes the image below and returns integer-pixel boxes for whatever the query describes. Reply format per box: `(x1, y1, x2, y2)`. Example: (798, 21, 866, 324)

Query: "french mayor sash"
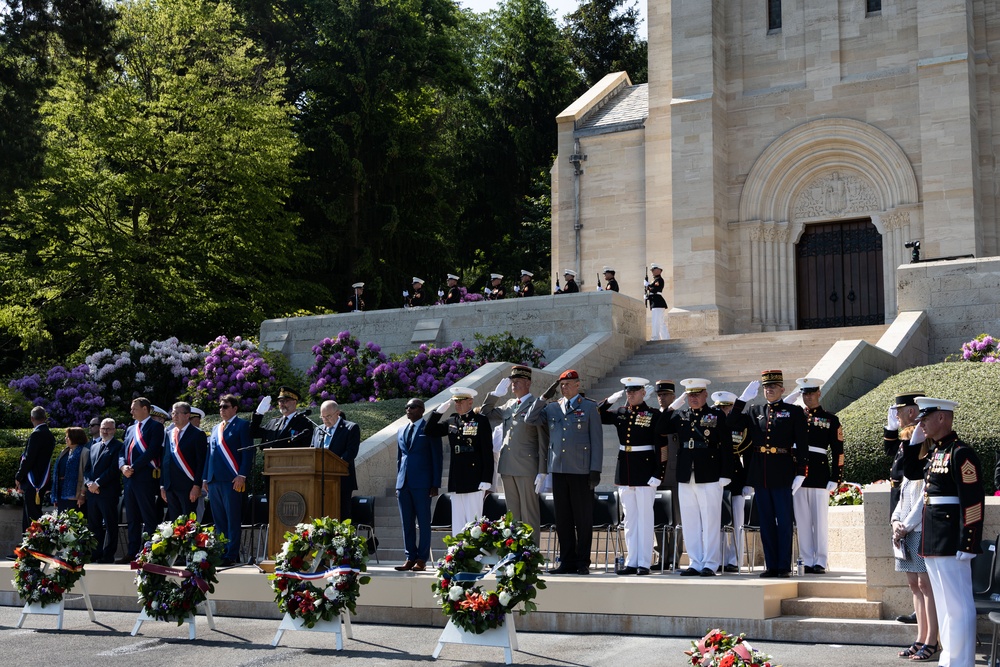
(274, 565, 360, 581)
(14, 546, 83, 572)
(130, 422, 161, 478)
(23, 452, 51, 506)
(215, 423, 240, 477)
(172, 429, 196, 481)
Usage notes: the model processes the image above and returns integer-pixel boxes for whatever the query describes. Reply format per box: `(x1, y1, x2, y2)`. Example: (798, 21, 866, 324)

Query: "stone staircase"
(780, 575, 881, 619)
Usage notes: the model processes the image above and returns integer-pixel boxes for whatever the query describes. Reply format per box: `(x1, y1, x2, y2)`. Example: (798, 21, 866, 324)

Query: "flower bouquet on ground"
(270, 517, 371, 628)
(685, 628, 779, 666)
(0, 487, 24, 506)
(432, 512, 546, 635)
(133, 513, 226, 624)
(13, 510, 96, 607)
(829, 481, 863, 506)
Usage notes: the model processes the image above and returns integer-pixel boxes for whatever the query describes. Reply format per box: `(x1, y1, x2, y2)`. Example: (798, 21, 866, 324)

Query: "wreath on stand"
(269, 516, 371, 628)
(133, 513, 226, 624)
(13, 510, 96, 607)
(431, 512, 546, 634)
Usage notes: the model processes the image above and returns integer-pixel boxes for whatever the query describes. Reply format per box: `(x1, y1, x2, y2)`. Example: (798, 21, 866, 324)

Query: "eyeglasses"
(405, 405, 421, 410)
(219, 404, 234, 410)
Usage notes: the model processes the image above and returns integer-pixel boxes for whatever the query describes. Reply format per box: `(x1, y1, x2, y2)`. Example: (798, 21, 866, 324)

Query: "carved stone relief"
(793, 171, 880, 219)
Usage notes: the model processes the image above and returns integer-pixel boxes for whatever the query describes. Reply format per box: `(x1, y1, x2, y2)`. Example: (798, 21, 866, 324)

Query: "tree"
(563, 0, 647, 86)
(0, 0, 302, 364)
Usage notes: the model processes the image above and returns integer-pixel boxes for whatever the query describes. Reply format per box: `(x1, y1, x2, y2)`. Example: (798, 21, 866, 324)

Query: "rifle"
(596, 272, 603, 291)
(644, 266, 651, 310)
(554, 276, 561, 294)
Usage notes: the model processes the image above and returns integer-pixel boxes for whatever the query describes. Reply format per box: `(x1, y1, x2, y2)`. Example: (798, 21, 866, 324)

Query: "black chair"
(971, 536, 1000, 662)
(592, 491, 621, 572)
(538, 493, 557, 562)
(428, 493, 452, 561)
(743, 494, 761, 572)
(351, 496, 379, 563)
(652, 490, 676, 572)
(483, 492, 507, 521)
(720, 490, 738, 573)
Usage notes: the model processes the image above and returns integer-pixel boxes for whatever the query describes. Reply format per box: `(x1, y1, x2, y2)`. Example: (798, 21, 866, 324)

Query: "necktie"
(279, 416, 288, 432)
(324, 432, 332, 448)
(407, 423, 415, 447)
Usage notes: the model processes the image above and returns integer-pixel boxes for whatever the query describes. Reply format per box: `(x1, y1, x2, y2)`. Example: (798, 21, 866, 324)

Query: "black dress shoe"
(896, 612, 917, 624)
(759, 569, 777, 578)
(636, 567, 651, 576)
(723, 564, 740, 573)
(803, 565, 816, 574)
(680, 567, 700, 576)
(616, 566, 638, 576)
(699, 568, 716, 577)
(812, 565, 826, 574)
(575, 566, 590, 575)
(776, 570, 791, 578)
(114, 557, 131, 565)
(547, 566, 572, 575)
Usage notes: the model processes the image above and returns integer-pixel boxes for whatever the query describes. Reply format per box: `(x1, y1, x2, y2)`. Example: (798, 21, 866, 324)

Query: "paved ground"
(4, 605, 992, 666)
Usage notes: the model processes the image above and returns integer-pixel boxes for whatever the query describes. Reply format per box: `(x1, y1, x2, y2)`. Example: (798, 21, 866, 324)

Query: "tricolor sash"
(14, 546, 84, 572)
(172, 428, 196, 481)
(23, 451, 51, 505)
(215, 422, 240, 476)
(274, 565, 359, 581)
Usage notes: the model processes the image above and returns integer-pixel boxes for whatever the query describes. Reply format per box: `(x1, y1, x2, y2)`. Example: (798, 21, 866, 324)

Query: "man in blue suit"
(393, 398, 442, 572)
(117, 397, 165, 562)
(84, 418, 123, 562)
(203, 394, 254, 565)
(311, 400, 361, 521)
(160, 401, 208, 521)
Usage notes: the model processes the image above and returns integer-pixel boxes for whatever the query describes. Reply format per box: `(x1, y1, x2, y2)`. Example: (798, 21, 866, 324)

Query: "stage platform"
(0, 562, 914, 646)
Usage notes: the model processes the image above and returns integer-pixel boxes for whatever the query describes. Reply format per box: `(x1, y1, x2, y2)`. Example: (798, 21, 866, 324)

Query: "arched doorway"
(795, 219, 884, 329)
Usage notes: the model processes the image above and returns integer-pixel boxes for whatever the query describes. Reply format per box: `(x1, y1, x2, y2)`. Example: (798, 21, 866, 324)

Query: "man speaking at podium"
(311, 400, 361, 521)
(251, 386, 314, 448)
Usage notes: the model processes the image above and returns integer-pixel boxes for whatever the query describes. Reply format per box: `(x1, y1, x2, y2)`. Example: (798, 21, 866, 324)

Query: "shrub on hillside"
(473, 331, 546, 368)
(185, 336, 276, 411)
(371, 342, 479, 400)
(307, 332, 388, 403)
(8, 365, 105, 427)
(0, 386, 32, 429)
(839, 362, 1000, 492)
(86, 338, 204, 414)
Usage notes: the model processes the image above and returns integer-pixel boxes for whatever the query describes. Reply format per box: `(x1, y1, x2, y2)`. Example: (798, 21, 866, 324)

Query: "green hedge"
(840, 362, 1000, 493)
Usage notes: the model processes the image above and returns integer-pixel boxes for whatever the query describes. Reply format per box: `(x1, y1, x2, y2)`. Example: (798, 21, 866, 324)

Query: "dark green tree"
(563, 0, 647, 86)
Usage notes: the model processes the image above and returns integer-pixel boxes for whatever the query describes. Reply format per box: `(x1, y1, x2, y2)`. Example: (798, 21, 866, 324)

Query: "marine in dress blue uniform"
(515, 270, 535, 297)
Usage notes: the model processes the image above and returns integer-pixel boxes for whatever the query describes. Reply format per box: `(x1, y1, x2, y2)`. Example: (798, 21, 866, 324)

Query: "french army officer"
(599, 377, 661, 575)
(525, 369, 603, 575)
(425, 387, 494, 535)
(480, 365, 548, 542)
(251, 386, 314, 448)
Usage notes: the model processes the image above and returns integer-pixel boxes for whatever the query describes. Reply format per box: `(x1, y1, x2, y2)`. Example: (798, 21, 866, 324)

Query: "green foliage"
(0, 386, 32, 429)
(259, 347, 308, 401)
(0, 447, 21, 486)
(473, 331, 545, 368)
(563, 0, 648, 85)
(840, 362, 1000, 492)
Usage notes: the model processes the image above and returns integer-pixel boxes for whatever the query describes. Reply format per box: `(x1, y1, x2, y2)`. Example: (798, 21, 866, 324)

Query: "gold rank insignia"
(837, 425, 844, 441)
(965, 503, 982, 526)
(961, 459, 978, 484)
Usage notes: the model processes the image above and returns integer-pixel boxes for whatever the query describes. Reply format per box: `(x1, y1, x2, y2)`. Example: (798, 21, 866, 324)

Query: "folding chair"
(652, 490, 676, 572)
(483, 492, 508, 521)
(428, 493, 452, 561)
(592, 491, 621, 572)
(743, 494, 761, 572)
(351, 496, 379, 563)
(720, 490, 737, 573)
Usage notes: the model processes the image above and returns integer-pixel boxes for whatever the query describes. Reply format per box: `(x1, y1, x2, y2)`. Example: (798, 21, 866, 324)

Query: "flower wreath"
(13, 510, 96, 607)
(133, 513, 226, 624)
(270, 516, 371, 628)
(431, 511, 546, 635)
(685, 628, 779, 667)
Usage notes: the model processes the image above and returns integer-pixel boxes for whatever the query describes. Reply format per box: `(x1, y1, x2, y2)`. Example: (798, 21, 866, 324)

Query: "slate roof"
(575, 83, 648, 137)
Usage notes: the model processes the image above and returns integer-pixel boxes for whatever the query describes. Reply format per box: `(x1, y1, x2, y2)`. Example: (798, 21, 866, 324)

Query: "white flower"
(448, 586, 464, 601)
(159, 525, 173, 539)
(502, 529, 512, 538)
(474, 554, 483, 562)
(498, 591, 512, 606)
(470, 526, 482, 539)
(505, 565, 515, 578)
(324, 587, 341, 601)
(192, 551, 207, 563)
(151, 534, 162, 544)
(151, 601, 159, 610)
(336, 547, 344, 556)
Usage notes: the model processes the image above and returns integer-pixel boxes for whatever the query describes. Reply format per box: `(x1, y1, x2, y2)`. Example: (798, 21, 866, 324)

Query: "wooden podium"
(263, 447, 349, 560)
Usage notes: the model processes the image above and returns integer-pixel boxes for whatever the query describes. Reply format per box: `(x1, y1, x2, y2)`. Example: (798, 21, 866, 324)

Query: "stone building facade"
(553, 1, 1000, 337)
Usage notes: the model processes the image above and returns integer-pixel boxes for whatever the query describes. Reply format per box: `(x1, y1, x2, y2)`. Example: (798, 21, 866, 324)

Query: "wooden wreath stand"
(258, 447, 349, 571)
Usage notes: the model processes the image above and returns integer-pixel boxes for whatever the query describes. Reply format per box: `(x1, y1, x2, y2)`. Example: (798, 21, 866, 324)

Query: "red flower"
(275, 577, 288, 590)
(174, 526, 185, 538)
(289, 556, 304, 570)
(195, 533, 210, 547)
(200, 561, 211, 570)
(444, 554, 453, 562)
(719, 654, 735, 667)
(505, 538, 514, 547)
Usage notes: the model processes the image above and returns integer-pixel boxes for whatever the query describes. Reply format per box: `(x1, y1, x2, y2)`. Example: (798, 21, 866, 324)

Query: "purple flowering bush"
(185, 336, 276, 411)
(371, 341, 479, 400)
(8, 365, 105, 427)
(86, 338, 205, 410)
(434, 287, 485, 305)
(308, 331, 388, 403)
(960, 334, 999, 363)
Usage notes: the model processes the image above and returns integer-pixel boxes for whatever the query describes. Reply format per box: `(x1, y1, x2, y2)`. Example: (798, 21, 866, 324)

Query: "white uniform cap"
(447, 274, 459, 281)
(915, 397, 959, 419)
(491, 273, 503, 280)
(680, 378, 711, 393)
(650, 263, 662, 270)
(352, 282, 365, 289)
(711, 391, 738, 406)
(795, 377, 825, 392)
(603, 266, 615, 273)
(449, 386, 478, 400)
(520, 270, 534, 277)
(620, 376, 649, 389)
(152, 405, 170, 419)
(563, 269, 577, 277)
(412, 277, 425, 284)
(190, 407, 205, 419)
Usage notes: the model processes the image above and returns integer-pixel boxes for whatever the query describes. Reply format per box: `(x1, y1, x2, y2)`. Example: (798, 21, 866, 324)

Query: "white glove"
(403, 290, 410, 298)
(255, 396, 271, 415)
(668, 395, 687, 411)
(784, 388, 801, 405)
(719, 478, 731, 488)
(791, 475, 805, 496)
(909, 423, 927, 446)
(484, 287, 492, 295)
(477, 482, 491, 492)
(739, 381, 760, 402)
(886, 406, 899, 431)
(596, 285, 603, 291)
(643, 279, 649, 287)
(647, 477, 661, 488)
(492, 377, 511, 397)
(533, 474, 545, 495)
(514, 285, 520, 293)
(643, 385, 655, 403)
(742, 486, 753, 497)
(826, 481, 838, 493)
(956, 551, 976, 561)
(606, 390, 624, 406)
(437, 290, 444, 297)
(434, 400, 452, 415)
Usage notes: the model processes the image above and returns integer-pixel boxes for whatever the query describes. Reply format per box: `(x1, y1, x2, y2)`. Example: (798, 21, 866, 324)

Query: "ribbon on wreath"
(130, 561, 210, 592)
(14, 547, 84, 572)
(273, 565, 359, 581)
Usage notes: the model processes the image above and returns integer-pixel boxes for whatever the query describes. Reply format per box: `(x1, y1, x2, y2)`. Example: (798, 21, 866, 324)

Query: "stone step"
(780, 596, 882, 619)
(796, 579, 867, 599)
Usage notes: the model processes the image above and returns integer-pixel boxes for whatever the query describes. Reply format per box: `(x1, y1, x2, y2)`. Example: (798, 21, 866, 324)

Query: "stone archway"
(737, 118, 920, 330)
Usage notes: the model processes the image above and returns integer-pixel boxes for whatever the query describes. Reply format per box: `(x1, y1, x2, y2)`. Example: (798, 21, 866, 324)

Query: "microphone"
(295, 409, 312, 417)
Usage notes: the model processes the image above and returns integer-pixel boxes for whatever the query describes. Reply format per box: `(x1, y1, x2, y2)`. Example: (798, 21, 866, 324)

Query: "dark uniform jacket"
(487, 286, 506, 300)
(425, 410, 493, 493)
(598, 400, 662, 486)
(920, 432, 984, 557)
(251, 411, 314, 448)
(885, 426, 909, 486)
(723, 404, 753, 494)
(408, 287, 426, 307)
(801, 406, 844, 488)
(525, 395, 603, 475)
(647, 275, 667, 309)
(15, 423, 56, 491)
(605, 278, 619, 292)
(445, 286, 462, 304)
(519, 281, 535, 297)
(347, 296, 365, 311)
(661, 404, 734, 484)
(559, 279, 579, 294)
(742, 400, 808, 488)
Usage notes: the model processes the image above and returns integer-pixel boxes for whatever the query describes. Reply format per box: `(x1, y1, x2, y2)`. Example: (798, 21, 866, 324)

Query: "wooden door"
(796, 219, 884, 329)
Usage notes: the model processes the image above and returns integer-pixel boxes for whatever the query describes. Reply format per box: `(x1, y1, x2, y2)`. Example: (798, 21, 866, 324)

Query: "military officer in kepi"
(515, 270, 535, 297)
(712, 390, 752, 573)
(663, 378, 734, 576)
(424, 386, 494, 535)
(917, 397, 983, 667)
(788, 378, 844, 574)
(599, 377, 661, 575)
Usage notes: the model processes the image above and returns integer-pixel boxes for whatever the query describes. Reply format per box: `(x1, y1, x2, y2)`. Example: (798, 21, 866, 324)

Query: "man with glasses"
(160, 402, 208, 521)
(84, 418, 122, 562)
(311, 400, 360, 521)
(251, 386, 314, 448)
(394, 398, 442, 571)
(203, 395, 253, 566)
(118, 397, 165, 562)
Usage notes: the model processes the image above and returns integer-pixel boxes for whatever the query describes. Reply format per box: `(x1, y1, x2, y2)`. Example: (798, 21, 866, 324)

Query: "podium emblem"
(276, 491, 307, 526)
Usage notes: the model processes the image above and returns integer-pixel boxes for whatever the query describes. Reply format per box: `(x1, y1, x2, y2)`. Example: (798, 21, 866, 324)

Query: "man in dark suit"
(311, 399, 361, 521)
(203, 394, 254, 565)
(118, 396, 165, 561)
(15, 406, 56, 531)
(250, 386, 314, 448)
(160, 401, 208, 521)
(85, 418, 123, 562)
(393, 398, 442, 571)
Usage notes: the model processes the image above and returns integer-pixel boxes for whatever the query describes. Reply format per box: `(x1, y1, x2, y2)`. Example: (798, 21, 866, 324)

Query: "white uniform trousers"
(678, 479, 723, 571)
(925, 555, 975, 667)
(451, 492, 485, 536)
(724, 493, 745, 567)
(792, 486, 830, 568)
(650, 308, 669, 340)
(618, 485, 655, 568)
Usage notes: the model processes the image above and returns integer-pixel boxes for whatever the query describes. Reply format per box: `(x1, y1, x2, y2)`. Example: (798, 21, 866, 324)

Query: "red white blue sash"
(172, 428, 195, 481)
(274, 565, 359, 580)
(23, 453, 51, 490)
(129, 422, 159, 469)
(215, 422, 240, 476)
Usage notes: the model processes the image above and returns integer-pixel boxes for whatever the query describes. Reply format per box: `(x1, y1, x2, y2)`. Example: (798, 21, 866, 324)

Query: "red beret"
(559, 369, 580, 381)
